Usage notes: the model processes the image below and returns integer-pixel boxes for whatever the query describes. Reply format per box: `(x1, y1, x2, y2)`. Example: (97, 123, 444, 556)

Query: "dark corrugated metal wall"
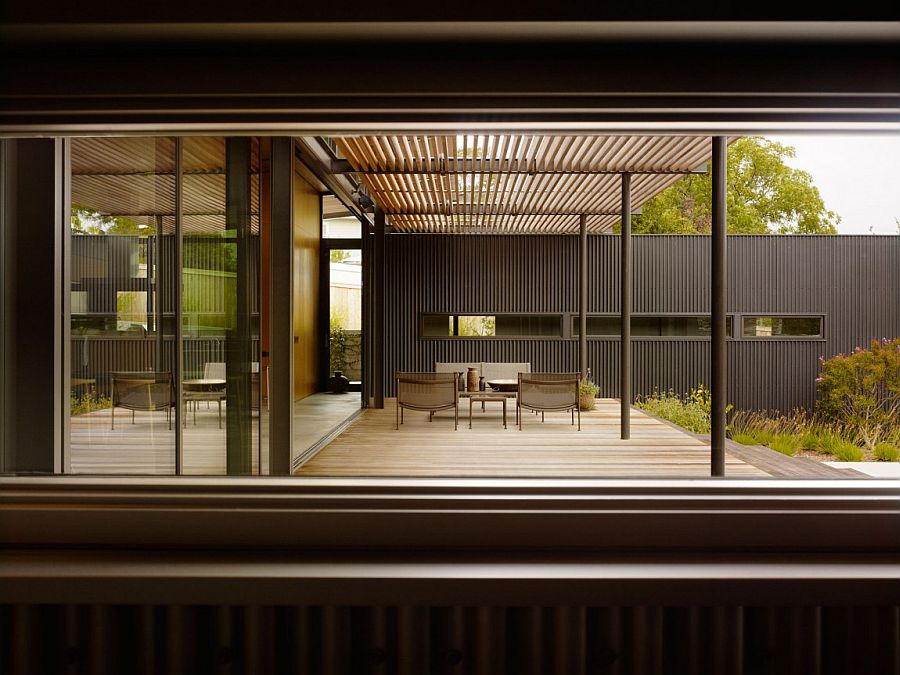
(70, 235, 261, 392)
(3, 604, 898, 675)
(384, 235, 899, 413)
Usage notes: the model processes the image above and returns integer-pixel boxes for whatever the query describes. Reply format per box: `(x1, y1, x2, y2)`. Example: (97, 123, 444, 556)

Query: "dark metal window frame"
(738, 313, 826, 340)
(1, 20, 898, 604)
(569, 312, 737, 340)
(419, 312, 566, 340)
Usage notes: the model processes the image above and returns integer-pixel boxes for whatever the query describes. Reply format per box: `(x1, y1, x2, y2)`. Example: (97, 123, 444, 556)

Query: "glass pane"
(575, 316, 733, 337)
(458, 315, 496, 336)
(69, 137, 176, 474)
(495, 315, 562, 337)
(182, 137, 262, 475)
(422, 314, 453, 337)
(329, 249, 362, 383)
(574, 317, 620, 336)
(743, 316, 822, 337)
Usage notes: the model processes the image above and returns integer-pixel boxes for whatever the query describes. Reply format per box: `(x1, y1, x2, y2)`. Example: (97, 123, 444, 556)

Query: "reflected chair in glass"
(110, 371, 174, 430)
(516, 372, 581, 431)
(200, 362, 261, 411)
(395, 372, 459, 431)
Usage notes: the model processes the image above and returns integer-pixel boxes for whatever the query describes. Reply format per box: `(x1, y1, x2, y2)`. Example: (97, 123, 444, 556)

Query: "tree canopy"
(72, 205, 150, 236)
(630, 137, 840, 234)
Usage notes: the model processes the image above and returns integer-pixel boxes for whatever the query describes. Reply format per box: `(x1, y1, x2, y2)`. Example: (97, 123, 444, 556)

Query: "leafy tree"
(72, 204, 150, 236)
(629, 137, 840, 234)
(816, 338, 900, 451)
(330, 249, 351, 263)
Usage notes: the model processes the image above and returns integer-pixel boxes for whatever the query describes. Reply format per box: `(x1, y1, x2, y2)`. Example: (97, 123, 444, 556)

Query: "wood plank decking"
(69, 392, 361, 475)
(69, 396, 859, 479)
(297, 398, 770, 477)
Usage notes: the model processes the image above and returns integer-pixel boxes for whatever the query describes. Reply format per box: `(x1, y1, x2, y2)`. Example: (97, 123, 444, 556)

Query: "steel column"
(361, 217, 371, 407)
(153, 215, 163, 378)
(373, 206, 385, 408)
(268, 138, 294, 474)
(174, 138, 184, 474)
(225, 138, 253, 475)
(59, 139, 71, 474)
(711, 137, 728, 477)
(579, 213, 588, 378)
(0, 139, 66, 473)
(620, 173, 632, 440)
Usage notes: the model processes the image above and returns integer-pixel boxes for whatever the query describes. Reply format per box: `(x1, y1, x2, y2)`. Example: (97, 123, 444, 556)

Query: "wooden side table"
(468, 394, 507, 429)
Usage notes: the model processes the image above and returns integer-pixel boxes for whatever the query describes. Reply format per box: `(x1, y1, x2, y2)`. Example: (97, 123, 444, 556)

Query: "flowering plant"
(816, 338, 900, 450)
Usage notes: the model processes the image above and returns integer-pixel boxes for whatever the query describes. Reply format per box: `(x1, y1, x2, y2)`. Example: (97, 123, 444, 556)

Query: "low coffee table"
(467, 393, 508, 429)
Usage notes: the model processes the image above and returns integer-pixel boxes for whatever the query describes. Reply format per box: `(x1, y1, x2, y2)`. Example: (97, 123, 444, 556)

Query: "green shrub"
(818, 432, 864, 461)
(816, 337, 900, 451)
(800, 430, 823, 451)
(768, 434, 800, 456)
(732, 433, 758, 445)
(635, 385, 729, 434)
(70, 393, 111, 416)
(329, 314, 348, 374)
(874, 442, 900, 462)
(831, 441, 865, 462)
(752, 428, 776, 446)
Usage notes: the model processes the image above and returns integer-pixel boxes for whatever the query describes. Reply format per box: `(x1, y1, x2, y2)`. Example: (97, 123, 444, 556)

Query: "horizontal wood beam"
(331, 158, 706, 176)
(387, 207, 642, 217)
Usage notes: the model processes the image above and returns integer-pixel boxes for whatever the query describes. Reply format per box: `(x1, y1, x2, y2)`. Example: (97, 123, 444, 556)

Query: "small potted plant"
(579, 369, 599, 411)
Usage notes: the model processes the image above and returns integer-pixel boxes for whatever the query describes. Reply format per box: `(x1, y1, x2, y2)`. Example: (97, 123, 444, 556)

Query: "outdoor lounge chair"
(110, 371, 174, 430)
(517, 372, 581, 431)
(395, 372, 459, 430)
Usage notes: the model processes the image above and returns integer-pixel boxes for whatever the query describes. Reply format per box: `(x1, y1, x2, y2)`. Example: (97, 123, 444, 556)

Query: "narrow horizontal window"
(421, 314, 562, 338)
(742, 316, 823, 338)
(573, 315, 733, 337)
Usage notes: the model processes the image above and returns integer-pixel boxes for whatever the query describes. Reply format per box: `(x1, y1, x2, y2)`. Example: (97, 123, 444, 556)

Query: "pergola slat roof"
(335, 135, 712, 234)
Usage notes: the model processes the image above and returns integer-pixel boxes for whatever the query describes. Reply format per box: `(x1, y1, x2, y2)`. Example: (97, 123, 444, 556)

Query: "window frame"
(419, 312, 566, 340)
(738, 313, 826, 340)
(569, 313, 736, 339)
(1, 19, 898, 604)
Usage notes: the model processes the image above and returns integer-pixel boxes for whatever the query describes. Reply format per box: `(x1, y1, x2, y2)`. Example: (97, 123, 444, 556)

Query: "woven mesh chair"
(517, 372, 581, 431)
(110, 371, 174, 430)
(395, 372, 459, 430)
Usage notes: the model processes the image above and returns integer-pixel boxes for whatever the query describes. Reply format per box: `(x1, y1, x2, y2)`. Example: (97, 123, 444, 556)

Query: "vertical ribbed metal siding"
(69, 337, 261, 395)
(70, 235, 262, 394)
(3, 603, 897, 675)
(384, 235, 899, 411)
(72, 235, 261, 317)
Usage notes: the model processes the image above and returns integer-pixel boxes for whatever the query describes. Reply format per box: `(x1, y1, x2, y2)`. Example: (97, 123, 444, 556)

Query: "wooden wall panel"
(292, 170, 320, 400)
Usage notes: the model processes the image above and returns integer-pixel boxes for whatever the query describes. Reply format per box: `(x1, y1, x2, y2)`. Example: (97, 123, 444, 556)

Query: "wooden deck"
(297, 398, 771, 477)
(69, 393, 361, 475)
(69, 396, 856, 479)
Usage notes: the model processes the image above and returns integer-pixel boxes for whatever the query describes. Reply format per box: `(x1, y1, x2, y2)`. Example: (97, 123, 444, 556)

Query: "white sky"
(766, 134, 900, 235)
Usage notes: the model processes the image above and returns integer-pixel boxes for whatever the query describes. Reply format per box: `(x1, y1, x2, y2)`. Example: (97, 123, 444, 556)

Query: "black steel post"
(373, 206, 385, 409)
(620, 173, 632, 440)
(174, 138, 184, 474)
(154, 214, 163, 371)
(225, 137, 253, 475)
(361, 217, 371, 407)
(579, 213, 588, 378)
(711, 137, 728, 477)
(268, 138, 294, 475)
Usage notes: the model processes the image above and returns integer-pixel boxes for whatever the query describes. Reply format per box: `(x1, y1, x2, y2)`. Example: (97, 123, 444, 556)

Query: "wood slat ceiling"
(71, 137, 260, 235)
(334, 135, 713, 234)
